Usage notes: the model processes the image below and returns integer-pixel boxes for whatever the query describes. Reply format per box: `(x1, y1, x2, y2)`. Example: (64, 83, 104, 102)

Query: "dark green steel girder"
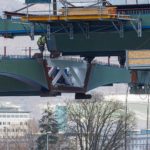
(47, 29, 150, 57)
(0, 59, 49, 96)
(0, 58, 131, 96)
(87, 64, 130, 91)
(25, 0, 51, 4)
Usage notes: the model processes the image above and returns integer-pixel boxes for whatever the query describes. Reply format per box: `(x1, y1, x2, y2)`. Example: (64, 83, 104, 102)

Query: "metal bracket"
(130, 18, 142, 37)
(112, 21, 124, 38)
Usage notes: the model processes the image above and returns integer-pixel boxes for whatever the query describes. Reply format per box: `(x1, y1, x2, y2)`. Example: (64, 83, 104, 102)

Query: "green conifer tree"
(37, 104, 58, 150)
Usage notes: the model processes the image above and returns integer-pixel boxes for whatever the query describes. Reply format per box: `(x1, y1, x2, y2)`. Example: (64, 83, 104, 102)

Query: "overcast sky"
(16, 0, 150, 4)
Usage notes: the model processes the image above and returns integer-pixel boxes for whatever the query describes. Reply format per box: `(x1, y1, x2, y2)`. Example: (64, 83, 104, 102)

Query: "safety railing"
(0, 55, 33, 60)
(22, 0, 112, 16)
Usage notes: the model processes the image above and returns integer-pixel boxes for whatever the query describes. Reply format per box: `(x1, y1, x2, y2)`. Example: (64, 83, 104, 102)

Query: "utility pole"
(125, 86, 129, 150)
(47, 133, 49, 150)
(146, 91, 150, 150)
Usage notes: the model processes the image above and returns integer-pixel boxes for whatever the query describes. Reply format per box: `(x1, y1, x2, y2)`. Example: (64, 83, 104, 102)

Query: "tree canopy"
(66, 94, 135, 150)
(37, 104, 58, 150)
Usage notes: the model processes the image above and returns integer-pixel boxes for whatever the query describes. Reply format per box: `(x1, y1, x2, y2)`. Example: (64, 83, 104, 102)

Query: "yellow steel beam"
(21, 14, 119, 22)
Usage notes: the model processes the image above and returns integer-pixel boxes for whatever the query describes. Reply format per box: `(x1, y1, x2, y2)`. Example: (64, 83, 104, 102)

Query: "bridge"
(0, 0, 149, 98)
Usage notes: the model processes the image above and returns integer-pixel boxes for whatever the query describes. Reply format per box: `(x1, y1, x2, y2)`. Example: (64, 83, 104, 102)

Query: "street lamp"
(4, 127, 9, 150)
(34, 131, 52, 150)
(46, 132, 51, 150)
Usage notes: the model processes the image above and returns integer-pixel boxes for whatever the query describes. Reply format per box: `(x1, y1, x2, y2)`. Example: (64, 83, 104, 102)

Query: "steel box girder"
(0, 58, 130, 96)
(0, 59, 49, 96)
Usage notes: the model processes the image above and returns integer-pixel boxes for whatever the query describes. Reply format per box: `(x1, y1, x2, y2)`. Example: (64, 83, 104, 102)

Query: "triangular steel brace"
(130, 18, 142, 37)
(112, 21, 124, 38)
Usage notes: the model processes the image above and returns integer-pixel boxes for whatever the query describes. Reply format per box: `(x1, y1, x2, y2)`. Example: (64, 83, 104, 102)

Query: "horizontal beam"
(25, 0, 51, 4)
(21, 14, 121, 22)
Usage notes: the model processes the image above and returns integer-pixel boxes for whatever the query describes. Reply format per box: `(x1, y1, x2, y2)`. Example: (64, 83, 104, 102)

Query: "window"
(7, 115, 10, 118)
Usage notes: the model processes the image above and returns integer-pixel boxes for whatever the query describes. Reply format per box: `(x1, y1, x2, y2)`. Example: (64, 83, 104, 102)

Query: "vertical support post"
(30, 23, 34, 40)
(138, 19, 142, 37)
(85, 23, 90, 39)
(120, 21, 124, 38)
(29, 47, 31, 58)
(4, 46, 6, 57)
(108, 56, 110, 65)
(69, 23, 74, 40)
(146, 90, 150, 150)
(47, 24, 51, 40)
(26, 3, 29, 21)
(47, 133, 49, 150)
(48, 0, 51, 19)
(125, 86, 129, 150)
(64, 0, 68, 16)
(53, 0, 57, 16)
(25, 47, 27, 56)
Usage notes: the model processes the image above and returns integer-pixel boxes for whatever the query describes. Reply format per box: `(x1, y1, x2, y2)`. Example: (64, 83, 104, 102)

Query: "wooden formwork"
(127, 50, 150, 67)
(59, 7, 117, 16)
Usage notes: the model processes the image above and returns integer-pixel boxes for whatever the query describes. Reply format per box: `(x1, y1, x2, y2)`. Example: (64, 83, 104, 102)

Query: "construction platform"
(21, 7, 130, 22)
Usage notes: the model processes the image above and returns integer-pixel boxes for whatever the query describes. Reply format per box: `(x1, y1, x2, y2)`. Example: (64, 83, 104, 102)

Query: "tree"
(66, 94, 135, 150)
(37, 104, 59, 150)
(24, 119, 39, 150)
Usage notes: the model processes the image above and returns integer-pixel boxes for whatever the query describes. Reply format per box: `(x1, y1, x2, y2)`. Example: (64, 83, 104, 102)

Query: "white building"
(0, 103, 31, 138)
(127, 130, 150, 150)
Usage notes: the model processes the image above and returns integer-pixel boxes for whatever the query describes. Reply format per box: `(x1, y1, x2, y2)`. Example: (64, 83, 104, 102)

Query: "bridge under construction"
(0, 0, 149, 98)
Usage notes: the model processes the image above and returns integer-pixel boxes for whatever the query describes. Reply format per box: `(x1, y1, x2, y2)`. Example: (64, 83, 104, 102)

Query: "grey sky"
(16, 0, 150, 4)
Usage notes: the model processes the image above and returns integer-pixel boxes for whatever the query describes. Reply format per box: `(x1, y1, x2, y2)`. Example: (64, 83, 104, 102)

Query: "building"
(0, 103, 31, 138)
(127, 130, 150, 150)
(55, 105, 67, 132)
